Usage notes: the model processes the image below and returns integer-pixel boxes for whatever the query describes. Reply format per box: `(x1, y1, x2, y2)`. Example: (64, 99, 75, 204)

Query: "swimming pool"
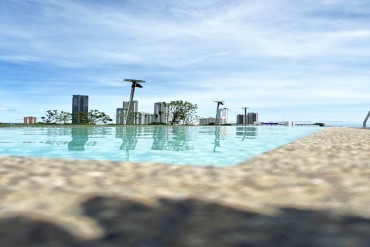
(0, 126, 320, 166)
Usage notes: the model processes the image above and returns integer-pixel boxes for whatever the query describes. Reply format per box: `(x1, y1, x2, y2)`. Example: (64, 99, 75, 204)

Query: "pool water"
(0, 126, 320, 166)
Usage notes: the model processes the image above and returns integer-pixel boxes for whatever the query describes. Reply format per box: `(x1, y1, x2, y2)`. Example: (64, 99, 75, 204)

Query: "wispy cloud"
(0, 0, 369, 122)
(0, 107, 15, 111)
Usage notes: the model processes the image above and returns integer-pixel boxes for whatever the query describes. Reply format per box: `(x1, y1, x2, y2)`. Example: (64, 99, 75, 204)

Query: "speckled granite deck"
(0, 127, 369, 246)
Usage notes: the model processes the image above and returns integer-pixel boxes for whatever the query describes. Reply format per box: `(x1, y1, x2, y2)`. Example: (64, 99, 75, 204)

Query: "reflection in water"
(236, 126, 258, 141)
(2, 125, 319, 165)
(39, 128, 70, 146)
(213, 126, 230, 152)
(151, 127, 167, 151)
(116, 127, 139, 161)
(68, 128, 89, 151)
(116, 127, 138, 150)
(213, 126, 221, 152)
(152, 126, 194, 151)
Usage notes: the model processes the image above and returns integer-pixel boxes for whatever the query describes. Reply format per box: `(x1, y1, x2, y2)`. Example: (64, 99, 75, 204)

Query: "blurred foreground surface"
(0, 127, 369, 246)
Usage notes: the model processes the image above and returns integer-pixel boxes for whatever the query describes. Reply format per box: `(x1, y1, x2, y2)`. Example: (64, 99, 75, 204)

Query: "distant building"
(123, 101, 138, 113)
(237, 112, 258, 125)
(24, 116, 37, 124)
(236, 115, 244, 125)
(116, 108, 124, 124)
(116, 101, 139, 124)
(199, 117, 227, 125)
(136, 112, 155, 124)
(247, 112, 258, 125)
(219, 108, 229, 123)
(122, 100, 138, 124)
(72, 95, 89, 124)
(255, 121, 293, 126)
(153, 102, 168, 124)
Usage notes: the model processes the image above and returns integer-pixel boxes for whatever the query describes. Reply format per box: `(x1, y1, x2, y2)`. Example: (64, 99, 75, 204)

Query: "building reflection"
(236, 126, 258, 141)
(116, 126, 139, 161)
(151, 126, 194, 151)
(212, 126, 230, 152)
(213, 126, 221, 152)
(68, 127, 89, 151)
(41, 128, 70, 146)
(151, 126, 167, 150)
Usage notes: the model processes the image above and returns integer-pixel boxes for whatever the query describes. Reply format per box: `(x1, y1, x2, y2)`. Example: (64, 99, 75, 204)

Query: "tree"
(164, 100, 198, 125)
(42, 110, 72, 124)
(184, 113, 200, 125)
(87, 109, 113, 124)
(58, 111, 72, 124)
(42, 109, 111, 125)
(73, 112, 89, 124)
(41, 110, 59, 124)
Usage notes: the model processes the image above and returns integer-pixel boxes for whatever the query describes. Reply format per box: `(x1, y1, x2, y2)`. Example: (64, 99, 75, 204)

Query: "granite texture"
(0, 127, 369, 246)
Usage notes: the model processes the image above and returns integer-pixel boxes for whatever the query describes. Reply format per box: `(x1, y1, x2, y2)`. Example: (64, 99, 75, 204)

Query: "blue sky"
(1, 0, 369, 123)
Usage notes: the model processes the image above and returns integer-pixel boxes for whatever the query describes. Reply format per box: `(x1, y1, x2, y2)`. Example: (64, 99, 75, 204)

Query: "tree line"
(41, 110, 112, 125)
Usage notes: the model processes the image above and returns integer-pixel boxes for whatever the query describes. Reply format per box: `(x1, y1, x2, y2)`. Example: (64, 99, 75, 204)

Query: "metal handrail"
(364, 110, 370, 128)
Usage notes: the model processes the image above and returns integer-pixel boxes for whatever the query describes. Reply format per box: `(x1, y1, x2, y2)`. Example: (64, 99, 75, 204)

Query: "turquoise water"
(0, 126, 320, 166)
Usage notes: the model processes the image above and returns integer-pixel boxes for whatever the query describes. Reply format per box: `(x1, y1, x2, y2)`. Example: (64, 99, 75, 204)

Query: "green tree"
(41, 110, 72, 124)
(72, 112, 89, 124)
(42, 110, 72, 124)
(41, 110, 59, 124)
(88, 110, 113, 124)
(58, 111, 72, 124)
(164, 100, 198, 125)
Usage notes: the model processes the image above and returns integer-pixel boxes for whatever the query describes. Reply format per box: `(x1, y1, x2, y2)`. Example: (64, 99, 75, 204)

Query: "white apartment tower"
(116, 101, 138, 124)
(220, 108, 229, 123)
(116, 108, 124, 124)
(154, 102, 168, 124)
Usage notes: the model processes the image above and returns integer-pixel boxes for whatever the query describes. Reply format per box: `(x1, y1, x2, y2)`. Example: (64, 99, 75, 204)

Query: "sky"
(1, 0, 370, 123)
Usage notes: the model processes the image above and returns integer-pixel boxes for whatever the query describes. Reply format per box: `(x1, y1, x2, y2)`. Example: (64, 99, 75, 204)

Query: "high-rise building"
(236, 114, 245, 125)
(236, 112, 258, 125)
(199, 117, 226, 125)
(24, 116, 37, 124)
(154, 102, 168, 124)
(136, 112, 155, 124)
(72, 95, 89, 124)
(123, 101, 138, 113)
(116, 108, 124, 124)
(120, 101, 138, 124)
(219, 108, 229, 123)
(247, 112, 258, 125)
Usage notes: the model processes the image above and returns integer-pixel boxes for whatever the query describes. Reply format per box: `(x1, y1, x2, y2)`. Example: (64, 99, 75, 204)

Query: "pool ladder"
(364, 110, 370, 128)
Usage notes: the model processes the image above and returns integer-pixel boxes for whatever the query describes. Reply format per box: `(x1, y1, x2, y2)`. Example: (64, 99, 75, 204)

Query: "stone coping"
(0, 127, 369, 246)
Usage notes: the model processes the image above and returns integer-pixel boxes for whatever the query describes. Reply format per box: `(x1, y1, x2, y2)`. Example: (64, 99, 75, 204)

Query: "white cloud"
(0, 107, 15, 111)
(1, 0, 370, 122)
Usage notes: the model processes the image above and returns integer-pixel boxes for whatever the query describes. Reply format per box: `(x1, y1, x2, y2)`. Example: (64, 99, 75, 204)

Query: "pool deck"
(0, 127, 369, 246)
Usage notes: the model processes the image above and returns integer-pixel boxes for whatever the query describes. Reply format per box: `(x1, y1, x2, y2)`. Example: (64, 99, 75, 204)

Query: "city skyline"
(1, 1, 369, 124)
